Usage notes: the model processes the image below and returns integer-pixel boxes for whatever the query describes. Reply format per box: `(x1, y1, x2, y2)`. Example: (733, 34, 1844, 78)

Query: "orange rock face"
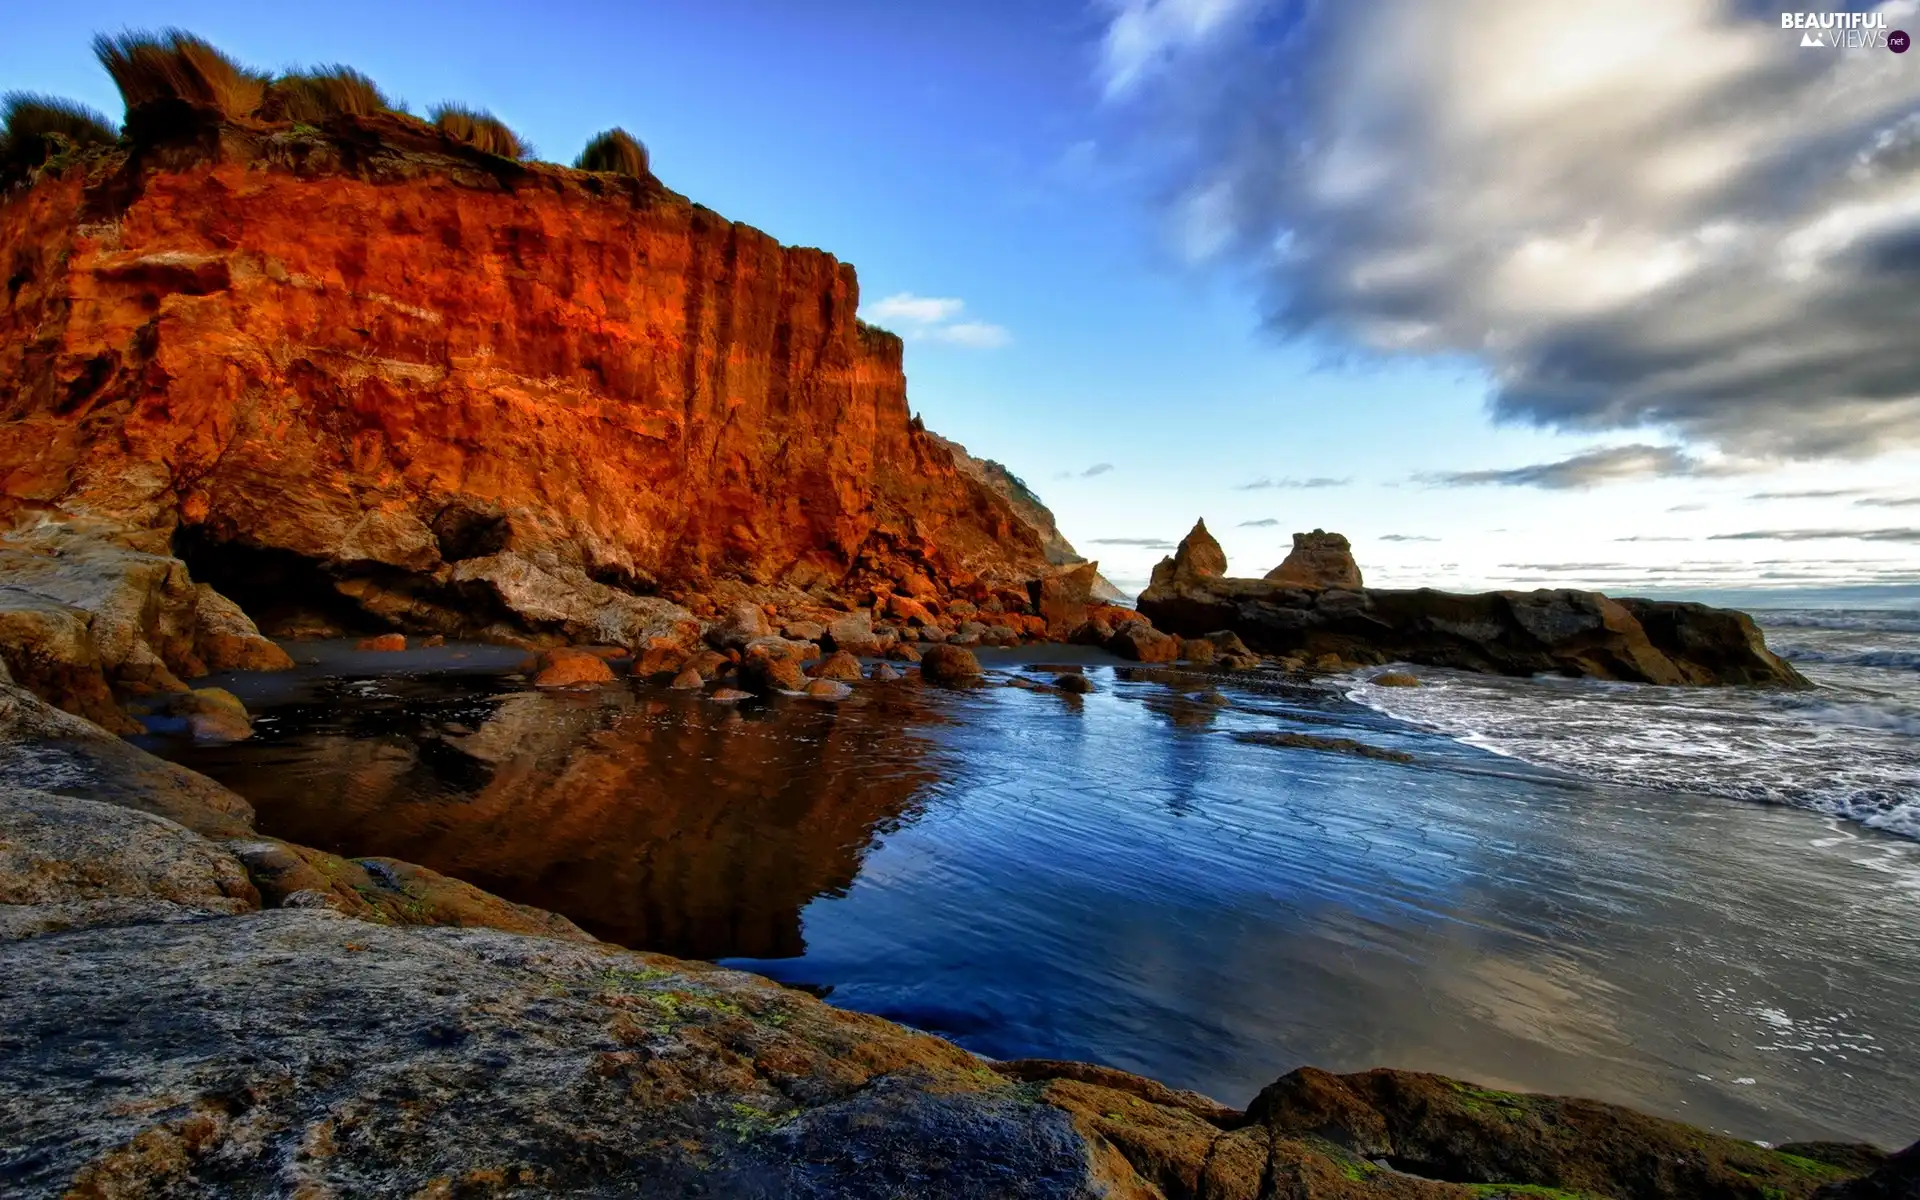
(0, 120, 1049, 642)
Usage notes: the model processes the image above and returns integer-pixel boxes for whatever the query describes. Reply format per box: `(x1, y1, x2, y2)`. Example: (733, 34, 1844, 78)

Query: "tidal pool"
(156, 640, 1920, 1147)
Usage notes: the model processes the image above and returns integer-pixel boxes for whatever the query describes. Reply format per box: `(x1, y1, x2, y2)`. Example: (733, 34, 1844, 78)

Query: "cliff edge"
(0, 112, 1050, 643)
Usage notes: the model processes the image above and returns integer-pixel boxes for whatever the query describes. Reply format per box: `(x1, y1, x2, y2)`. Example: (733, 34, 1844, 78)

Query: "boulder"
(803, 679, 853, 701)
(1028, 562, 1099, 638)
(870, 663, 902, 681)
(884, 593, 936, 627)
(1247, 1067, 1874, 1199)
(356, 633, 407, 652)
(739, 653, 806, 695)
(1371, 671, 1420, 688)
(629, 638, 684, 675)
(919, 644, 984, 686)
(169, 687, 253, 742)
(708, 687, 753, 702)
(668, 667, 704, 690)
(1108, 622, 1180, 664)
(531, 649, 615, 690)
(1056, 673, 1094, 695)
(825, 611, 886, 656)
(1181, 638, 1217, 665)
(812, 651, 863, 682)
(781, 620, 828, 643)
(707, 601, 773, 650)
(1264, 529, 1363, 590)
(887, 642, 923, 664)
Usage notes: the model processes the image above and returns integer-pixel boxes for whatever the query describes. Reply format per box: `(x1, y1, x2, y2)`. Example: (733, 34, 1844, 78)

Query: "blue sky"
(7, 0, 1919, 597)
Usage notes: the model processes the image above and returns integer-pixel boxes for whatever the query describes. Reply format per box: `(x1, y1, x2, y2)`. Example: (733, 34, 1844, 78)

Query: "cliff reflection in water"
(171, 679, 945, 958)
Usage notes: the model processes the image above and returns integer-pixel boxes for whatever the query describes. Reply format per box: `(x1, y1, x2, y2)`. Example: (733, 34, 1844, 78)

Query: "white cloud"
(860, 293, 1011, 350)
(1110, 0, 1920, 457)
(864, 293, 965, 325)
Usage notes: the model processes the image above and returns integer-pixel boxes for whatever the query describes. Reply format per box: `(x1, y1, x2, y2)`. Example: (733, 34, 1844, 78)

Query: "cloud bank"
(1418, 444, 1713, 489)
(1110, 0, 1920, 457)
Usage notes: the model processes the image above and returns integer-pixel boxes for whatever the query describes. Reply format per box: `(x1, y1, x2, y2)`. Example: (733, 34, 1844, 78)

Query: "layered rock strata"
(1140, 520, 1806, 686)
(0, 112, 1054, 650)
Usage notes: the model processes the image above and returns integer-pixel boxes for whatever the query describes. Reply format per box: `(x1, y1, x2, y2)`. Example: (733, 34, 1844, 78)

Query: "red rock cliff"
(0, 118, 1047, 638)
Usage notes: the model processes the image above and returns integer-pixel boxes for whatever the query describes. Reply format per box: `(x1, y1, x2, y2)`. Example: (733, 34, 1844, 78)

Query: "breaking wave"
(1346, 607, 1920, 841)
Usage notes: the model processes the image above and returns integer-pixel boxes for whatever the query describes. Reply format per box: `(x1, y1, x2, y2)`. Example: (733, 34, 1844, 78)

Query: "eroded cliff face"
(0, 117, 1047, 640)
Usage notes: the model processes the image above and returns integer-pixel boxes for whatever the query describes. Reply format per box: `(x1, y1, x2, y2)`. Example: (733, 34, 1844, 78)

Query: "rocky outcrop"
(0, 517, 291, 730)
(1139, 520, 1807, 687)
(1265, 528, 1363, 590)
(929, 433, 1126, 603)
(0, 113, 1051, 651)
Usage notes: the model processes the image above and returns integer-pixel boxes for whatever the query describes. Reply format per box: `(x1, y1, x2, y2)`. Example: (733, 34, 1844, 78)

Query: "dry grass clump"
(574, 127, 648, 177)
(91, 29, 269, 120)
(265, 66, 394, 124)
(1, 92, 118, 185)
(429, 102, 531, 160)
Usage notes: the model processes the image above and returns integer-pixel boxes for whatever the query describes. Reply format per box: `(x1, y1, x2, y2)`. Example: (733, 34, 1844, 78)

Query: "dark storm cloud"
(1238, 518, 1281, 527)
(1108, 0, 1920, 457)
(1082, 463, 1116, 478)
(1417, 445, 1705, 489)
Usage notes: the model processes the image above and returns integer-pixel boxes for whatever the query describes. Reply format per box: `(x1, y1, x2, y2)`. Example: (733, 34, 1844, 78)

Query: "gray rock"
(0, 787, 259, 939)
(0, 683, 256, 837)
(0, 913, 1108, 1198)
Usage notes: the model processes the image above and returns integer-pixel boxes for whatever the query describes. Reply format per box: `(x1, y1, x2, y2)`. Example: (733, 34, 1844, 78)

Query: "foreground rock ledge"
(0, 909, 1899, 1199)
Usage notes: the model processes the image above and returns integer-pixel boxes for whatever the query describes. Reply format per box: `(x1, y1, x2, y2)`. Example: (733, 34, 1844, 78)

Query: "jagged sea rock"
(1139, 525, 1805, 687)
(1264, 528, 1363, 590)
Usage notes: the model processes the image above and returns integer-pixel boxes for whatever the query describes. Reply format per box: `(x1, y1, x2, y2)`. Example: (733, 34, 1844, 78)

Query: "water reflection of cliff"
(186, 684, 947, 959)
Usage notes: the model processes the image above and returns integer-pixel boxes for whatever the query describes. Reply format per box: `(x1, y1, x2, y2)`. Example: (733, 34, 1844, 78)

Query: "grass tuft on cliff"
(574, 127, 649, 177)
(92, 29, 269, 121)
(0, 92, 118, 186)
(264, 66, 395, 124)
(429, 103, 532, 160)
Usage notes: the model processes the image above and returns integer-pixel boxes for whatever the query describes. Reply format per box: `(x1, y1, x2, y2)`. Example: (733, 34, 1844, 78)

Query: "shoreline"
(2, 675, 1911, 1195)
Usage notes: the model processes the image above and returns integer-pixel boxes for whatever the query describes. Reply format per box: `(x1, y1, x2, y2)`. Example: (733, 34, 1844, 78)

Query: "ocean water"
(1347, 608, 1920, 839)
(154, 624, 1920, 1149)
